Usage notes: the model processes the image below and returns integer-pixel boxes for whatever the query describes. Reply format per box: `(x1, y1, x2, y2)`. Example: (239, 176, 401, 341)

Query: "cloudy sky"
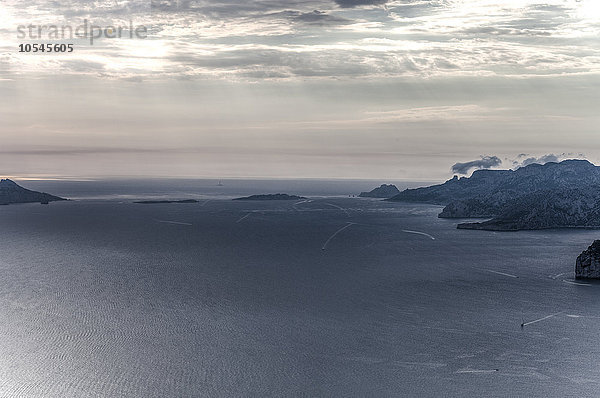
(1, 0, 599, 180)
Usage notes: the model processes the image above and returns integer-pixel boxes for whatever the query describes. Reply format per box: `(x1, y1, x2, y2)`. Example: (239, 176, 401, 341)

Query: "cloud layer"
(452, 156, 503, 175)
(2, 0, 600, 80)
(512, 153, 587, 168)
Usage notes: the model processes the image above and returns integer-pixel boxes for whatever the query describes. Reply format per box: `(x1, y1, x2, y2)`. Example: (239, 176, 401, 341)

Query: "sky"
(1, 0, 599, 180)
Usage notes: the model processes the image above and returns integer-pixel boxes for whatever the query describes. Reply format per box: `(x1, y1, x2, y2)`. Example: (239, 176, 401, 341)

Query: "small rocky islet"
(233, 193, 306, 201)
(134, 199, 199, 204)
(359, 184, 400, 199)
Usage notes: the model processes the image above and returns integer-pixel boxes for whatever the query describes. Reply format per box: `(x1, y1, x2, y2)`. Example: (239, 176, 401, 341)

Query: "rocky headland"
(0, 179, 65, 205)
(388, 160, 600, 231)
(359, 184, 400, 199)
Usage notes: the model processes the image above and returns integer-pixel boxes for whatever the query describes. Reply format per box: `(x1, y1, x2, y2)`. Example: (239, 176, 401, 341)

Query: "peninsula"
(0, 179, 65, 205)
(388, 160, 600, 231)
(359, 184, 400, 199)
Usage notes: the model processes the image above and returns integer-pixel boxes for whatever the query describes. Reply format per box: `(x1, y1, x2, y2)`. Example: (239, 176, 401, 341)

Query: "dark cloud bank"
(451, 156, 502, 175)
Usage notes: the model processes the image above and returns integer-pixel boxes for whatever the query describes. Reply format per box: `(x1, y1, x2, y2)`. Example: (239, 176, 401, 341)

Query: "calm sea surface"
(0, 180, 599, 397)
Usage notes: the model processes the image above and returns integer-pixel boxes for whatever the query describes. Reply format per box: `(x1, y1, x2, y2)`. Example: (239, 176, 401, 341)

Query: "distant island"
(0, 179, 65, 205)
(233, 194, 306, 201)
(388, 160, 600, 231)
(359, 184, 400, 198)
(134, 199, 199, 204)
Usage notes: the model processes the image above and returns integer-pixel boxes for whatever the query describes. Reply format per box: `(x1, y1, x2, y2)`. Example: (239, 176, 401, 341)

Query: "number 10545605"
(19, 43, 73, 53)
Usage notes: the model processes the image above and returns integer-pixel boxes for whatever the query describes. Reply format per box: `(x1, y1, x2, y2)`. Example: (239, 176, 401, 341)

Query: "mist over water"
(0, 180, 599, 397)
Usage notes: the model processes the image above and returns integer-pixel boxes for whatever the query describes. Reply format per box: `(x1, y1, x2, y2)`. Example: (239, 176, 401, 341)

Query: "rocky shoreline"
(385, 160, 600, 231)
(576, 241, 600, 279)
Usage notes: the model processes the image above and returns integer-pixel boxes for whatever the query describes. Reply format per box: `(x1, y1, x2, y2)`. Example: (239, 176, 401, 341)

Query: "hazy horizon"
(1, 157, 592, 183)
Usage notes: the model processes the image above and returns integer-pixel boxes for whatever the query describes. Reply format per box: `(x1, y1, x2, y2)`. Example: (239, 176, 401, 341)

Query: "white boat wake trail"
(322, 223, 356, 250)
(294, 200, 312, 206)
(155, 220, 192, 226)
(456, 369, 498, 374)
(522, 311, 565, 327)
(485, 269, 518, 278)
(401, 230, 435, 240)
(236, 213, 252, 223)
(549, 272, 568, 280)
(293, 199, 312, 211)
(562, 279, 591, 286)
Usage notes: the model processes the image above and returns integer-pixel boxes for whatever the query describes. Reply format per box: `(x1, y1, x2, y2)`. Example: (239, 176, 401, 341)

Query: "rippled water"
(0, 182, 599, 396)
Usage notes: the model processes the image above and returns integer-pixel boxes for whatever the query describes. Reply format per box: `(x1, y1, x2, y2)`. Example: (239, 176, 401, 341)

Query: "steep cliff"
(390, 160, 600, 216)
(456, 188, 600, 231)
(576, 241, 600, 279)
(359, 184, 400, 198)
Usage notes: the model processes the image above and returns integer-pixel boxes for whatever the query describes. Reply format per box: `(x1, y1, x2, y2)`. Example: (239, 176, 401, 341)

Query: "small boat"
(217, 180, 224, 186)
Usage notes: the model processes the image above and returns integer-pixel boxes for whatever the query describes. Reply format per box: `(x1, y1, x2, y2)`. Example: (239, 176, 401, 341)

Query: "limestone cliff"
(576, 241, 600, 279)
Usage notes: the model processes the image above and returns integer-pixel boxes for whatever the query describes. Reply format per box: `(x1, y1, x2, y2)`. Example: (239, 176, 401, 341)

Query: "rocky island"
(388, 160, 600, 231)
(233, 194, 306, 201)
(359, 184, 400, 198)
(576, 241, 600, 279)
(0, 178, 65, 205)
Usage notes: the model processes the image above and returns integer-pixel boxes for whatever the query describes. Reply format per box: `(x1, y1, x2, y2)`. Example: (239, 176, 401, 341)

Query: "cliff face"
(0, 179, 65, 204)
(359, 184, 400, 198)
(438, 198, 500, 218)
(390, 160, 600, 214)
(387, 170, 512, 205)
(576, 241, 600, 279)
(457, 188, 600, 231)
(386, 160, 600, 231)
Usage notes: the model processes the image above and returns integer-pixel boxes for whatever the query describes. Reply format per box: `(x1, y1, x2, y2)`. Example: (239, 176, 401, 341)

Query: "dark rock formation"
(134, 199, 199, 204)
(438, 198, 500, 219)
(387, 170, 512, 206)
(386, 159, 600, 230)
(233, 193, 305, 201)
(576, 241, 600, 279)
(390, 160, 600, 213)
(457, 187, 600, 231)
(0, 179, 65, 204)
(359, 184, 400, 198)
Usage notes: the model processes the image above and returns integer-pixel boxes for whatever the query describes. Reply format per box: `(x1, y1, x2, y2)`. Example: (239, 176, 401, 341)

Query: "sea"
(0, 179, 599, 397)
